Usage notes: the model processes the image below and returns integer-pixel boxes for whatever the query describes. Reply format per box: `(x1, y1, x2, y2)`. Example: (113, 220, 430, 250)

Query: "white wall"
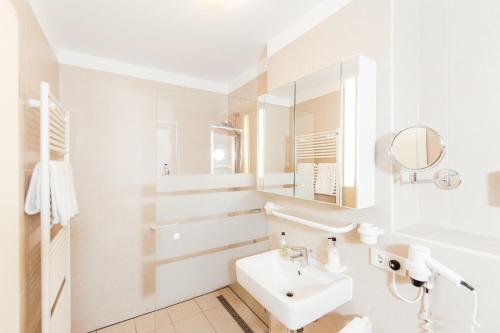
(412, 0, 500, 239)
(262, 0, 500, 332)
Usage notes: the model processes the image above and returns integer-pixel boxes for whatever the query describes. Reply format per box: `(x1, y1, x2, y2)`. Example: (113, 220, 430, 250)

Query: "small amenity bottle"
(163, 163, 170, 176)
(279, 232, 289, 257)
(325, 237, 347, 273)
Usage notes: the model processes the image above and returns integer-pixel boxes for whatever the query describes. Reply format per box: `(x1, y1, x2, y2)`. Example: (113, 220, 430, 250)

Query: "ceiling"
(29, 0, 329, 90)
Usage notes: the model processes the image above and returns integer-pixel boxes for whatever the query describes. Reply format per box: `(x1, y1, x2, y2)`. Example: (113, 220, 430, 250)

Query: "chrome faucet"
(290, 247, 309, 266)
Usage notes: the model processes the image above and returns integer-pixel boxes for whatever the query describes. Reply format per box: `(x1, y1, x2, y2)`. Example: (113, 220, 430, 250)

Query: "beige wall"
(6, 0, 61, 332)
(0, 1, 21, 332)
(229, 73, 267, 174)
(262, 0, 500, 332)
(58, 64, 230, 332)
(296, 92, 341, 136)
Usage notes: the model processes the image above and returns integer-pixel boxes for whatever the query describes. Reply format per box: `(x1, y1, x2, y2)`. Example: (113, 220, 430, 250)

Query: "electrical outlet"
(370, 248, 407, 277)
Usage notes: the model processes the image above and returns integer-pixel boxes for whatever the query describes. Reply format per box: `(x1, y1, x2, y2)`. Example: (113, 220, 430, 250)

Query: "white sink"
(236, 250, 353, 330)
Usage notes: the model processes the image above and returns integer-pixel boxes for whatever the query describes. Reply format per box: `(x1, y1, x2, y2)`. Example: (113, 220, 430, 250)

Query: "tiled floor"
(92, 287, 269, 333)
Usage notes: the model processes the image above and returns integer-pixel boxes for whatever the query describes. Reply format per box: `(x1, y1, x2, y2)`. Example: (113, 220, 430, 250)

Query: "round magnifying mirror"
(389, 126, 445, 171)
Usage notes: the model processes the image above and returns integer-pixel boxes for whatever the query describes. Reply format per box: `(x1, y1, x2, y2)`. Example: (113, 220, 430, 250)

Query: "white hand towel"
(25, 161, 79, 225)
(315, 163, 336, 195)
(24, 163, 41, 214)
(296, 163, 315, 199)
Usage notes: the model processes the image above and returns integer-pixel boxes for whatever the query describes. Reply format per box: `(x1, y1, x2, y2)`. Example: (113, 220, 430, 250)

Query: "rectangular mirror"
(156, 95, 256, 177)
(257, 55, 376, 208)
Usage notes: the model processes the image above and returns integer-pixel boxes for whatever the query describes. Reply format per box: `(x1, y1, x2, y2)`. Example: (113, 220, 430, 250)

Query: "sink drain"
(286, 291, 294, 297)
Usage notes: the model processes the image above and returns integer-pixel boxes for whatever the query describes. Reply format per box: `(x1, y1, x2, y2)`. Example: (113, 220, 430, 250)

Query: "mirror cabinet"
(257, 55, 376, 209)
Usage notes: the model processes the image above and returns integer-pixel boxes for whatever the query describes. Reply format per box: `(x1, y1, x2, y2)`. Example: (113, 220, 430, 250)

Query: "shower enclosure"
(152, 95, 269, 332)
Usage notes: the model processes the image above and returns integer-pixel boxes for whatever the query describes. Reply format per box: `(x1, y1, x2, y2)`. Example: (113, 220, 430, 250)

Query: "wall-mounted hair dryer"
(406, 244, 474, 291)
(389, 244, 479, 332)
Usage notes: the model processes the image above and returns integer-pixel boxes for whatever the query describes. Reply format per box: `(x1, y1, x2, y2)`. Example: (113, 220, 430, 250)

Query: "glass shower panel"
(153, 95, 268, 332)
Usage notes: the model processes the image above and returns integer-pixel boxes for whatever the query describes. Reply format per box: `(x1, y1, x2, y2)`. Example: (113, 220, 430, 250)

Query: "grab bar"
(264, 201, 357, 234)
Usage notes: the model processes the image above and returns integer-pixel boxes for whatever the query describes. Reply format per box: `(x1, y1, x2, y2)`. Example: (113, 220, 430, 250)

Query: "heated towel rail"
(295, 129, 339, 160)
(28, 82, 71, 333)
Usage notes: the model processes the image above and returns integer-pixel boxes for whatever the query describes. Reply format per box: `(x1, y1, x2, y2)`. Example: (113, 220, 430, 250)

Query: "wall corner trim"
(58, 49, 230, 94)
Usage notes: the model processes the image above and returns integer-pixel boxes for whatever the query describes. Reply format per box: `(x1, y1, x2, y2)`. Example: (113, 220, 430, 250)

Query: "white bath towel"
(25, 161, 79, 225)
(315, 163, 336, 195)
(295, 163, 315, 199)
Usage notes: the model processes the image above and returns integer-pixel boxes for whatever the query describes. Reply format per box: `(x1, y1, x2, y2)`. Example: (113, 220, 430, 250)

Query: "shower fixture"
(210, 120, 243, 132)
(210, 120, 244, 173)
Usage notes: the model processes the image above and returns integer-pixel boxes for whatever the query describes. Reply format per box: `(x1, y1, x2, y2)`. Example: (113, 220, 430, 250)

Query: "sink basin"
(236, 250, 353, 330)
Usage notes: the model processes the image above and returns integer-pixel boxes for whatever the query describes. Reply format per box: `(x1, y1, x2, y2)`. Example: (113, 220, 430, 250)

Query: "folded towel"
(24, 163, 41, 215)
(295, 163, 315, 199)
(25, 161, 79, 225)
(315, 163, 336, 195)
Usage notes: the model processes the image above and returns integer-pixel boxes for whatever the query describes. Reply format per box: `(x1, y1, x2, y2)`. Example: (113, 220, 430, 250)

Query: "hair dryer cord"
(391, 272, 423, 303)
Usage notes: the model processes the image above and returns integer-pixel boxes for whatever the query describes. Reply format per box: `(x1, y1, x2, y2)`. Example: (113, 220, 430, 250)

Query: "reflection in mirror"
(295, 63, 342, 204)
(257, 82, 295, 197)
(156, 96, 256, 176)
(258, 55, 376, 209)
(210, 122, 242, 174)
(390, 126, 445, 171)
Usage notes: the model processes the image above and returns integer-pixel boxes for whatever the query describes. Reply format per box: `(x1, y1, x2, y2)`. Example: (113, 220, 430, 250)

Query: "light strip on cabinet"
(343, 77, 357, 187)
(257, 108, 265, 179)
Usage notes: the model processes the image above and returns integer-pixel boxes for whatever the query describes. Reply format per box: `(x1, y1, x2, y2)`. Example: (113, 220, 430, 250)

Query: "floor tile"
(204, 306, 235, 327)
(212, 320, 244, 333)
(173, 313, 215, 333)
(195, 289, 225, 311)
(145, 324, 176, 333)
(154, 308, 173, 328)
(135, 312, 155, 333)
(97, 319, 136, 333)
(205, 306, 244, 333)
(167, 299, 202, 322)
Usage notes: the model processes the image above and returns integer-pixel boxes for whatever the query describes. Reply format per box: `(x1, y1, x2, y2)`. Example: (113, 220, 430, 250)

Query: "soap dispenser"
(279, 232, 289, 257)
(325, 237, 347, 274)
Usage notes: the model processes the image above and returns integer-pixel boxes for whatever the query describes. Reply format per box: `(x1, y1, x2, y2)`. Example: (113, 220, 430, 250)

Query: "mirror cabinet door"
(257, 82, 296, 197)
(294, 63, 342, 204)
(338, 56, 376, 208)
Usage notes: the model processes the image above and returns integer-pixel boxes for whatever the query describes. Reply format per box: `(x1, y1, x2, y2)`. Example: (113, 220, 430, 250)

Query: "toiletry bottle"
(327, 237, 340, 269)
(279, 232, 289, 257)
(326, 237, 346, 273)
(163, 163, 170, 176)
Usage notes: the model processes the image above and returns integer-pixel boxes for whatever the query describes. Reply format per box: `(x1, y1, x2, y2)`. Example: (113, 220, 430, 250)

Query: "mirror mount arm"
(399, 169, 462, 190)
(400, 171, 434, 185)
